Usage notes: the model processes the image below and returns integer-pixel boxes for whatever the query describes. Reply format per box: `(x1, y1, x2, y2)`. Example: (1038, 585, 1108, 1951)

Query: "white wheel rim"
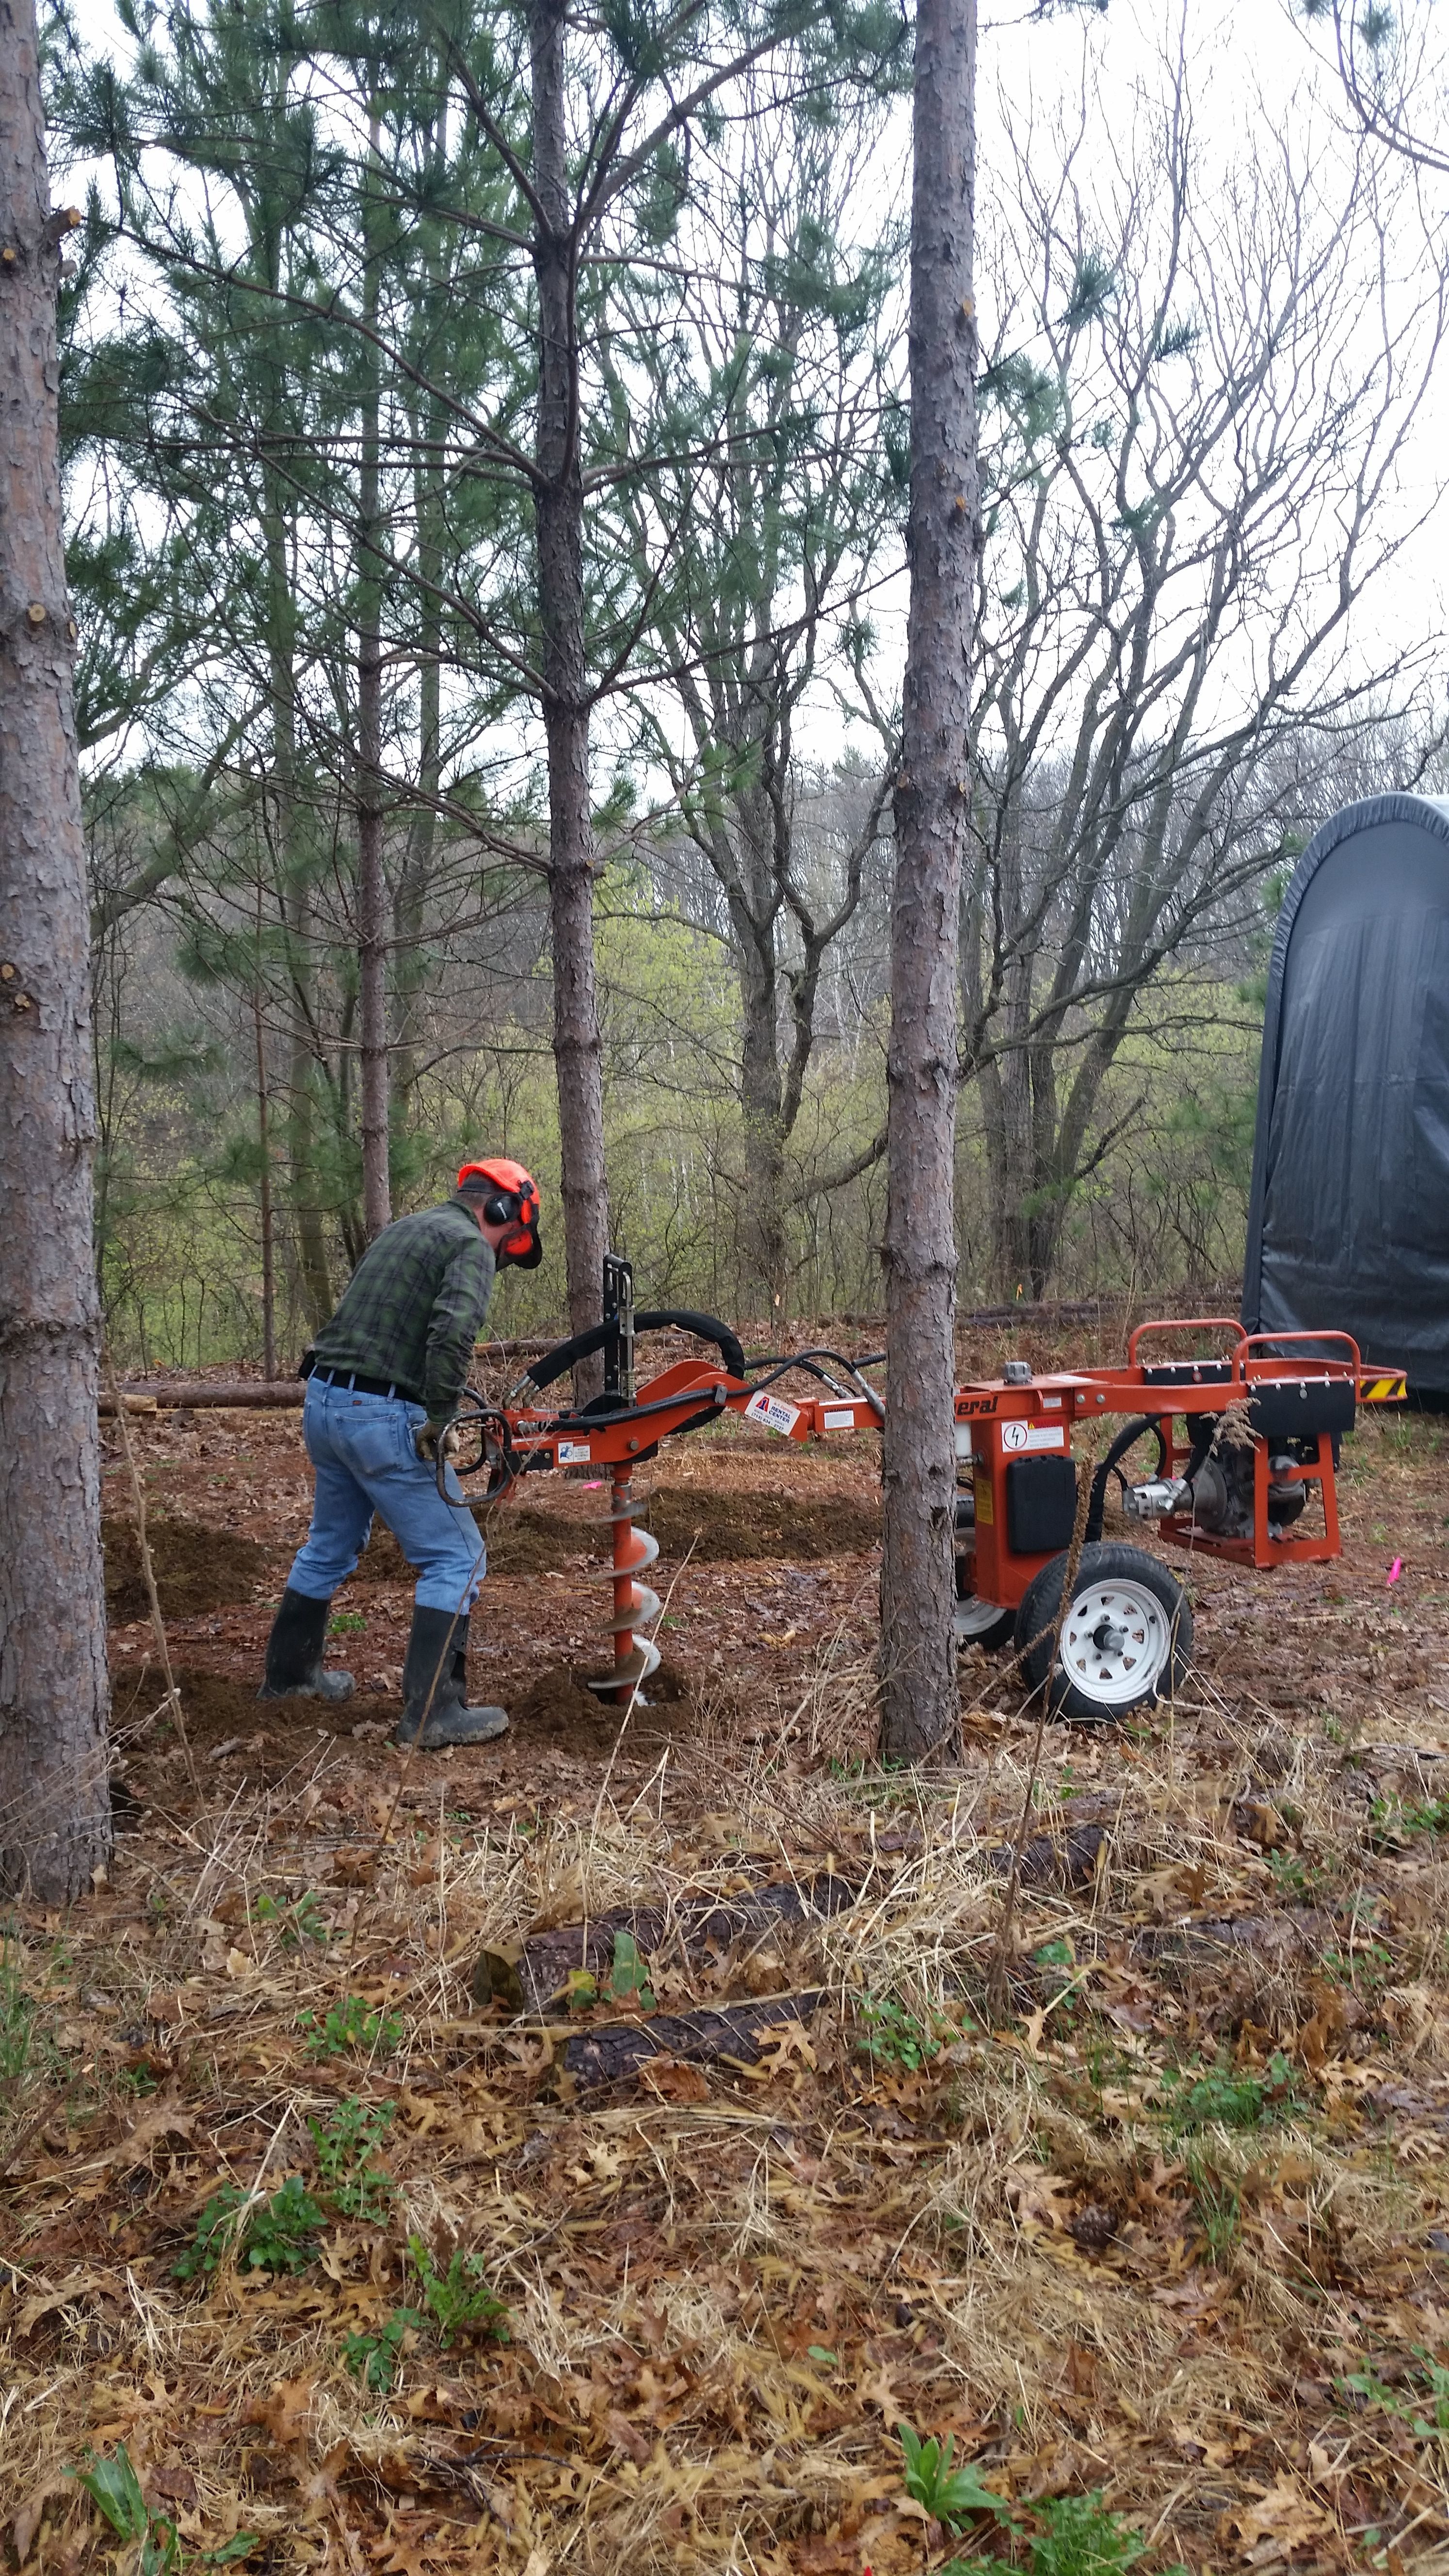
(1059, 1578, 1174, 1709)
(955, 1596, 1007, 1640)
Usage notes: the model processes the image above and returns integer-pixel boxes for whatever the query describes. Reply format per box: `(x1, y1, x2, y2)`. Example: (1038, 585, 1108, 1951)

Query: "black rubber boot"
(394, 1607, 509, 1749)
(258, 1588, 355, 1703)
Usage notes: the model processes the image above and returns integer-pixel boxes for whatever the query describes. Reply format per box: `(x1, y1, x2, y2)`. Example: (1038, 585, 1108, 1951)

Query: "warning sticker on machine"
(822, 1407, 857, 1431)
(745, 1391, 802, 1436)
(1000, 1419, 1067, 1453)
(557, 1441, 592, 1464)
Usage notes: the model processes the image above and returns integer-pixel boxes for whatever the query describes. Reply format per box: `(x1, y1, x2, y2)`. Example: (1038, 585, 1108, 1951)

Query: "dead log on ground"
(472, 1873, 860, 2016)
(562, 1991, 826, 2092)
(984, 1823, 1109, 1890)
(1132, 1910, 1335, 1971)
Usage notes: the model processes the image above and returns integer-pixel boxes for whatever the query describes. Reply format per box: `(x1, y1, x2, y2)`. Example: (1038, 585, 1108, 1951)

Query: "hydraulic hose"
(521, 1306, 745, 1393)
(1084, 1415, 1168, 1543)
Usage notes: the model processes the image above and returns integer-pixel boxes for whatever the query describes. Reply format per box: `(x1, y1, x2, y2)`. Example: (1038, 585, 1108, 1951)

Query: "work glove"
(414, 1419, 461, 1465)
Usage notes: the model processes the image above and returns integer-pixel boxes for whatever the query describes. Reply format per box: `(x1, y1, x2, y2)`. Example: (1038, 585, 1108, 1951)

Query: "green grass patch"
(1159, 2050, 1302, 2133)
(174, 2175, 323, 2280)
(298, 1994, 402, 2058)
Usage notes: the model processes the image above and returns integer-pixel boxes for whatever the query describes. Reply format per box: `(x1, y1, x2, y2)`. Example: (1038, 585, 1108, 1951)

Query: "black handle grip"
(524, 1306, 745, 1393)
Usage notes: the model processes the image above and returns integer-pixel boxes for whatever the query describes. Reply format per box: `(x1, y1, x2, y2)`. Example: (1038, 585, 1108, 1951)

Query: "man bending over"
(257, 1159, 541, 1748)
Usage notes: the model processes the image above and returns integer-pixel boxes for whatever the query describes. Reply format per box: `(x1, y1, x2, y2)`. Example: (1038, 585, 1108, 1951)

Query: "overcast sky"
(59, 0, 1449, 774)
(1002, 2, 1447, 679)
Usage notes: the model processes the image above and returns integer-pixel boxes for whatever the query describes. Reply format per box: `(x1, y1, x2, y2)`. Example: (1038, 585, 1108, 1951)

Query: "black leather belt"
(311, 1367, 421, 1403)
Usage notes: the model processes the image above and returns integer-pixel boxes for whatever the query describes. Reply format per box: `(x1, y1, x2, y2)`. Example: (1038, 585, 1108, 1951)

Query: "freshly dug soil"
(504, 1656, 696, 1758)
(355, 1510, 573, 1586)
(109, 1661, 389, 1797)
(355, 1487, 879, 1587)
(642, 1489, 878, 1562)
(104, 1515, 279, 1624)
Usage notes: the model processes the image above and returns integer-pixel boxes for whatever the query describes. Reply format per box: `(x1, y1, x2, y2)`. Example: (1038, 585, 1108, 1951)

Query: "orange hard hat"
(456, 1158, 542, 1267)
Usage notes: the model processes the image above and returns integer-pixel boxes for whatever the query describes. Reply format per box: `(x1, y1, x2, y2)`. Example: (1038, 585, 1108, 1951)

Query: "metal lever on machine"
(589, 1253, 660, 1703)
(601, 1253, 636, 1407)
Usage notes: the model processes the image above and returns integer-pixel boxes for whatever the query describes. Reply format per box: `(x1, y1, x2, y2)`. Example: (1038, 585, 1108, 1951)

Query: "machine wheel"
(1014, 1542, 1192, 1723)
(954, 1594, 1016, 1650)
(953, 1490, 1014, 1647)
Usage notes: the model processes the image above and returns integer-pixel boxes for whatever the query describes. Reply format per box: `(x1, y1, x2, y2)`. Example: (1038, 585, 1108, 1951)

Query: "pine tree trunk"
(878, 0, 980, 1764)
(260, 480, 331, 1327)
(284, 886, 332, 1321)
(531, 0, 608, 1360)
(393, 68, 448, 1129)
(356, 114, 390, 1242)
(980, 1013, 1034, 1302)
(357, 632, 389, 1241)
(0, 0, 113, 1899)
(734, 895, 789, 1315)
(253, 977, 276, 1378)
(394, 471, 440, 1120)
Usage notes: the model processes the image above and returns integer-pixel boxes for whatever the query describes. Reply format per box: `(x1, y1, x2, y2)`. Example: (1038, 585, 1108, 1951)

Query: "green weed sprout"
(343, 2306, 424, 2393)
(858, 1994, 951, 2074)
(1183, 2142, 1241, 2269)
(308, 2097, 395, 2222)
(1339, 2348, 1449, 2443)
(1161, 2050, 1300, 2133)
(563, 1929, 656, 2014)
(0, 1928, 38, 2085)
(255, 1890, 329, 1947)
(1030, 2494, 1152, 2576)
(407, 2236, 510, 2345)
(1370, 1792, 1449, 1846)
(68, 2446, 260, 2575)
(70, 2446, 177, 2576)
(298, 1994, 402, 2058)
(607, 1928, 655, 2008)
(174, 2175, 322, 2279)
(896, 2423, 1012, 2531)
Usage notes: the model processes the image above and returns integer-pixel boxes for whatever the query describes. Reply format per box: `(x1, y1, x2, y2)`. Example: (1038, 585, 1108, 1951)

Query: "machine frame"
(443, 1279, 1404, 1709)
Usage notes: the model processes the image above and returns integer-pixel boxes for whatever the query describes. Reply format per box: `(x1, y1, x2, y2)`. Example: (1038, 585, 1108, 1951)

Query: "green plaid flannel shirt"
(307, 1196, 496, 1425)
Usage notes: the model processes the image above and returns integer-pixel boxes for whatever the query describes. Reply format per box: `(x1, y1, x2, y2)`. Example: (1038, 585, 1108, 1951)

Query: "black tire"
(954, 1592, 1016, 1651)
(1014, 1541, 1192, 1723)
(953, 1490, 1014, 1647)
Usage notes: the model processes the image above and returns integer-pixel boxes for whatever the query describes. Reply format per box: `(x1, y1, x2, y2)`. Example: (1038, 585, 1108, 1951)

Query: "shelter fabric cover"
(1242, 794, 1449, 1387)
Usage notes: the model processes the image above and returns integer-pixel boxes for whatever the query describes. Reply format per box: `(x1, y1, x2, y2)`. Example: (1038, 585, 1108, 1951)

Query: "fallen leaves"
(1222, 2475, 1336, 2558)
(9, 1416, 1449, 2576)
(11, 2475, 71, 2563)
(66, 2094, 198, 2176)
(14, 2269, 125, 2336)
(604, 2409, 651, 2464)
(639, 2052, 711, 2104)
(242, 2375, 318, 2448)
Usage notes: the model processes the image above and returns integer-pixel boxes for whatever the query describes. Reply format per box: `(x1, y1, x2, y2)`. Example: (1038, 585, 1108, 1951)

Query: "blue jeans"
(287, 1378, 485, 1614)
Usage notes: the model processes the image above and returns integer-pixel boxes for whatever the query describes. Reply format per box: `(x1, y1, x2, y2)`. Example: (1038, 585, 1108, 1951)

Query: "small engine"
(1125, 1439, 1308, 1539)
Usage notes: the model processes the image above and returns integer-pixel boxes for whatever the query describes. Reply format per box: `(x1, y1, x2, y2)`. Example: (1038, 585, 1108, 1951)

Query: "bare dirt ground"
(5, 1327, 1449, 2576)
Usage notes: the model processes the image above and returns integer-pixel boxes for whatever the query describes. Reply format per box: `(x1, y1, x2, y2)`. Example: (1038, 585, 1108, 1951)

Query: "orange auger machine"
(441, 1263, 1406, 1725)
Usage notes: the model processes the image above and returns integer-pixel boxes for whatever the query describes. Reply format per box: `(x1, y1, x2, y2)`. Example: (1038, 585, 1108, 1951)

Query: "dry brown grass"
(6, 1414, 1449, 2576)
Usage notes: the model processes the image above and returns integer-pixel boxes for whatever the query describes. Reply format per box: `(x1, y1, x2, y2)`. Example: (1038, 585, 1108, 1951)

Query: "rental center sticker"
(745, 1390, 802, 1437)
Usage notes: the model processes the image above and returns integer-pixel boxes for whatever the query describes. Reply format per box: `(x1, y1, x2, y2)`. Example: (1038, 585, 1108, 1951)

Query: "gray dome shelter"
(1242, 793, 1449, 1394)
